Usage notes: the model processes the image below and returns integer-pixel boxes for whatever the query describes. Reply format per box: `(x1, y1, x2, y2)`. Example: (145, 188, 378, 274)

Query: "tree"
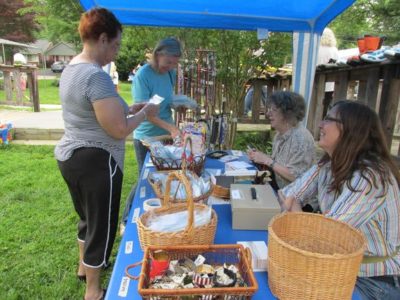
(0, 0, 40, 43)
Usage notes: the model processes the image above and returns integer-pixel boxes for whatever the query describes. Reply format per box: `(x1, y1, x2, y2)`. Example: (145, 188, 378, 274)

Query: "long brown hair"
(319, 100, 400, 194)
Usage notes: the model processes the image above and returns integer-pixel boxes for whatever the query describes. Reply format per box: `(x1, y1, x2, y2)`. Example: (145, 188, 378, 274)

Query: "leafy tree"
(0, 0, 40, 42)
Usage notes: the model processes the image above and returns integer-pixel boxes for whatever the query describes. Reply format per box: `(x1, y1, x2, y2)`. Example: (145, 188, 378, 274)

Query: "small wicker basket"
(142, 135, 206, 176)
(268, 212, 366, 300)
(148, 170, 213, 204)
(125, 244, 258, 299)
(137, 171, 217, 250)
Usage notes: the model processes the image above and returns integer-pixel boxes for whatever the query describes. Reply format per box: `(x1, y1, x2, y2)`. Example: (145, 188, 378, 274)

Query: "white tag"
(142, 168, 149, 180)
(140, 186, 146, 198)
(125, 241, 133, 254)
(231, 150, 243, 156)
(149, 94, 165, 104)
(132, 207, 140, 223)
(194, 255, 206, 266)
(118, 276, 130, 297)
(231, 189, 242, 200)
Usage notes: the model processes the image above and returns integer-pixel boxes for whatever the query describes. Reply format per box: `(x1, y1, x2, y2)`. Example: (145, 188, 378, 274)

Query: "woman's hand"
(169, 126, 181, 139)
(278, 191, 302, 212)
(247, 150, 273, 166)
(128, 103, 146, 115)
(142, 103, 159, 118)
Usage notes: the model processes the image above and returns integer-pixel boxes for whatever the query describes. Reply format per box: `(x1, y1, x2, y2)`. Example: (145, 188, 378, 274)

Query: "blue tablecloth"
(105, 152, 361, 299)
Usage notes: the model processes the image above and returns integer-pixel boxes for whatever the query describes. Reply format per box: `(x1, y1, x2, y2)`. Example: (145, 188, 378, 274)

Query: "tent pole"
(2, 44, 5, 64)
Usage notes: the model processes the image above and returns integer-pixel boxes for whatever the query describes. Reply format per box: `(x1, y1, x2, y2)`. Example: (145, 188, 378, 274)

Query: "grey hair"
(320, 28, 337, 48)
(152, 37, 182, 57)
(269, 91, 306, 126)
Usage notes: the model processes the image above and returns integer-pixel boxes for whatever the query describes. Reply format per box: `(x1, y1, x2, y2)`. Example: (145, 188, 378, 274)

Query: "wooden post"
(13, 69, 23, 105)
(3, 70, 13, 101)
(365, 67, 380, 109)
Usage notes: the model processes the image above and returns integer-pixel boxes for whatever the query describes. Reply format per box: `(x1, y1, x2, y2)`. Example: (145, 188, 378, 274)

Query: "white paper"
(145, 160, 154, 167)
(132, 207, 140, 223)
(149, 94, 165, 104)
(225, 160, 253, 170)
(140, 186, 146, 198)
(231, 150, 244, 156)
(237, 241, 268, 272)
(118, 276, 130, 297)
(219, 155, 238, 163)
(231, 189, 242, 200)
(125, 241, 133, 254)
(208, 196, 230, 205)
(142, 168, 150, 180)
(224, 169, 257, 177)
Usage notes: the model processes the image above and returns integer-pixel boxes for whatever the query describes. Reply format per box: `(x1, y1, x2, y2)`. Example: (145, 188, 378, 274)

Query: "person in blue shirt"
(121, 37, 182, 231)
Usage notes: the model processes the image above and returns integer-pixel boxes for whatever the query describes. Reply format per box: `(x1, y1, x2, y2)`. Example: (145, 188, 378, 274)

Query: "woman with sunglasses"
(280, 100, 400, 299)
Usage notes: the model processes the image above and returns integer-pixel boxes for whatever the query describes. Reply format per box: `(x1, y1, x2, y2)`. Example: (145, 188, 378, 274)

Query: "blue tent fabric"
(78, 0, 355, 118)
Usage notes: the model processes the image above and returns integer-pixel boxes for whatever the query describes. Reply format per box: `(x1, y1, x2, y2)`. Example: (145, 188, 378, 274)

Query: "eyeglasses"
(323, 115, 342, 123)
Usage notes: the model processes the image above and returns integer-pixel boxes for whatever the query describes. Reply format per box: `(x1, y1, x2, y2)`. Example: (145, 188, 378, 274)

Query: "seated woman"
(280, 100, 400, 299)
(247, 91, 315, 192)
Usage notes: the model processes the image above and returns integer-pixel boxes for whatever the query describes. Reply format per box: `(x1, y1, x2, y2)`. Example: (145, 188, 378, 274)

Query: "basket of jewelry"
(125, 244, 258, 299)
(137, 171, 218, 250)
(142, 130, 206, 176)
(148, 169, 213, 204)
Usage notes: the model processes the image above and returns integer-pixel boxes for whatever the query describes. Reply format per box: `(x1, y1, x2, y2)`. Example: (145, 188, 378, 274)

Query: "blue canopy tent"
(78, 0, 356, 120)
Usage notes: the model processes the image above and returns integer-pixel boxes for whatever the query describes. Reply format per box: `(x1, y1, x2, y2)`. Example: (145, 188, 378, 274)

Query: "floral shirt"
(271, 125, 315, 188)
(281, 163, 400, 277)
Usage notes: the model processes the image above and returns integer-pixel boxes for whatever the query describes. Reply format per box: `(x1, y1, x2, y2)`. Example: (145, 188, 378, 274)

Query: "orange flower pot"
(364, 35, 382, 52)
(357, 38, 366, 54)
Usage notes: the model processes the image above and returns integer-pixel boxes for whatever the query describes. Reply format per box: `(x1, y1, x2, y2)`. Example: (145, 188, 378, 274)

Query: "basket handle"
(163, 171, 195, 237)
(244, 247, 253, 270)
(181, 136, 194, 171)
(125, 260, 143, 281)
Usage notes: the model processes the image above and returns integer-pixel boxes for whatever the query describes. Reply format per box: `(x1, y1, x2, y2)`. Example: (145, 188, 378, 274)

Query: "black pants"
(58, 147, 123, 268)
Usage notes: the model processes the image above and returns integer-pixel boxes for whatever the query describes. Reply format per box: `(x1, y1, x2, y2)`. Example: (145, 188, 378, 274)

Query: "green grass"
(0, 144, 138, 299)
(0, 79, 133, 106)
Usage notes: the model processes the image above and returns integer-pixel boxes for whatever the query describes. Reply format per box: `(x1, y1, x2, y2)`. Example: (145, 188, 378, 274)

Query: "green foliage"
(233, 131, 273, 154)
(0, 144, 137, 299)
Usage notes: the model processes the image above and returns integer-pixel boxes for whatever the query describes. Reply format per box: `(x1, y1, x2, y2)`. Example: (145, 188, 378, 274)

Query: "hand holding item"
(128, 103, 146, 115)
(169, 126, 182, 139)
(142, 103, 159, 119)
(248, 150, 274, 167)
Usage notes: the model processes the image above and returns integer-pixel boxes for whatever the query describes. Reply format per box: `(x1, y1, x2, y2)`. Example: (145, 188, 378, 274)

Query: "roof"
(78, 0, 356, 33)
(45, 42, 77, 56)
(0, 38, 38, 48)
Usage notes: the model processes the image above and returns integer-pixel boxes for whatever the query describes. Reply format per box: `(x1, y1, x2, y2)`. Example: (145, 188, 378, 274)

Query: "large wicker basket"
(125, 244, 258, 299)
(268, 212, 366, 300)
(137, 171, 217, 250)
(142, 135, 206, 176)
(148, 170, 213, 204)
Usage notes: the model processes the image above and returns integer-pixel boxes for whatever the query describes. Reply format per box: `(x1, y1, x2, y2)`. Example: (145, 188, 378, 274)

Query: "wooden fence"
(0, 64, 40, 112)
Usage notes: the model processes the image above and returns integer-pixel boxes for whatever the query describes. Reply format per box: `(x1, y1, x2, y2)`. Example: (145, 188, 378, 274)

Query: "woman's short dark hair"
(321, 100, 400, 193)
(79, 8, 122, 42)
(269, 91, 306, 125)
(152, 37, 182, 58)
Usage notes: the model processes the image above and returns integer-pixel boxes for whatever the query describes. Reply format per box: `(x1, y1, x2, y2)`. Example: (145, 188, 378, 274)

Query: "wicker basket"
(137, 171, 217, 250)
(268, 212, 366, 300)
(211, 184, 230, 199)
(142, 135, 206, 176)
(148, 170, 213, 204)
(125, 244, 258, 299)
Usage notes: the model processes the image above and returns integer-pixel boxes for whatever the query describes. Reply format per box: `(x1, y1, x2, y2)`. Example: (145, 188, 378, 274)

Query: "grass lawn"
(0, 144, 138, 299)
(0, 79, 133, 106)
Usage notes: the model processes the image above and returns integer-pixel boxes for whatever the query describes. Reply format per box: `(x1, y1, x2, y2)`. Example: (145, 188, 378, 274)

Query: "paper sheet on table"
(231, 150, 244, 156)
(219, 155, 238, 163)
(225, 160, 253, 170)
(237, 241, 268, 272)
(149, 94, 165, 105)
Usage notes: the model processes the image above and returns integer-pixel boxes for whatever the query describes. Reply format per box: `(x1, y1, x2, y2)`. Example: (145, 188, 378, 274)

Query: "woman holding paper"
(121, 37, 183, 229)
(55, 8, 158, 300)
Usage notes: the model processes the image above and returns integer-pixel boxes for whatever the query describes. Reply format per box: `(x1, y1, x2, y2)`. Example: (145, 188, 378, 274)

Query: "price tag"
(118, 276, 130, 297)
(142, 168, 149, 180)
(132, 207, 140, 223)
(125, 241, 133, 254)
(140, 186, 146, 198)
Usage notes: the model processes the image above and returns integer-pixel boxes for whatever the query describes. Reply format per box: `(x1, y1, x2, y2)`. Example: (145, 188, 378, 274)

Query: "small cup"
(149, 250, 169, 279)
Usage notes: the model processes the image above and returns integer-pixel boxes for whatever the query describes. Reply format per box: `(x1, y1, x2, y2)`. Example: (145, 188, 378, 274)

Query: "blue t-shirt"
(132, 63, 175, 140)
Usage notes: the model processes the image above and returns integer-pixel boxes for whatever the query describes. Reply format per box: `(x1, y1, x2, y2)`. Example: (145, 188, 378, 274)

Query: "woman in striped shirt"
(280, 100, 400, 299)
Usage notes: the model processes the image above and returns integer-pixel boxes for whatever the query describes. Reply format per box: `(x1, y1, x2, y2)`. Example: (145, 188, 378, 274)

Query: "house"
(22, 39, 77, 67)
